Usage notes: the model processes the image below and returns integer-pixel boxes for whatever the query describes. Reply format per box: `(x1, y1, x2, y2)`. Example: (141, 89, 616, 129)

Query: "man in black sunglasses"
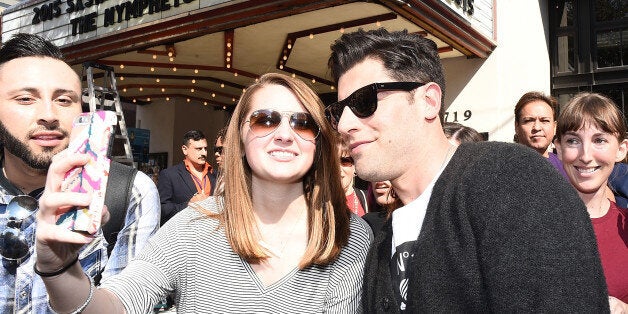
(328, 28, 608, 312)
(0, 34, 160, 313)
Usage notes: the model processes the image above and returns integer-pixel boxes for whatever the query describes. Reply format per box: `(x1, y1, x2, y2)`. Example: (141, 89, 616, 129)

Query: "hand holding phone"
(56, 111, 117, 235)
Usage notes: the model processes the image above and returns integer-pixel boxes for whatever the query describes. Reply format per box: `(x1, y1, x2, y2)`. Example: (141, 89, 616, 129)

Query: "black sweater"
(362, 141, 609, 313)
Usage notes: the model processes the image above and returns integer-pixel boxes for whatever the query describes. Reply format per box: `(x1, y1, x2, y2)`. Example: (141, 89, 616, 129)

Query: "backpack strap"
(102, 161, 137, 256)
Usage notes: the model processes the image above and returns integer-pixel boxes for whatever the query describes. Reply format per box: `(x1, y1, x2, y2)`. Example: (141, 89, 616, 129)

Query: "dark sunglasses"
(213, 146, 223, 155)
(340, 156, 354, 167)
(0, 195, 38, 260)
(325, 82, 425, 129)
(246, 109, 320, 141)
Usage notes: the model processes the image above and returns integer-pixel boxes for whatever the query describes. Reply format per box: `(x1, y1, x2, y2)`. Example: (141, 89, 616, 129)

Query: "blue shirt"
(0, 170, 160, 313)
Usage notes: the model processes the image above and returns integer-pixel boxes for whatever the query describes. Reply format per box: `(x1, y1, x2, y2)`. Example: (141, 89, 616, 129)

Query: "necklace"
(257, 207, 306, 258)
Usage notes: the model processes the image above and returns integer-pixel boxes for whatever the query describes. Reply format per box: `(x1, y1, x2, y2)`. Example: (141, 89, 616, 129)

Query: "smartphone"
(56, 111, 117, 235)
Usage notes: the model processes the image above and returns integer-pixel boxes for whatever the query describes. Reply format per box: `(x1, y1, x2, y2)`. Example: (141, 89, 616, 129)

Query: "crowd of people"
(0, 28, 626, 313)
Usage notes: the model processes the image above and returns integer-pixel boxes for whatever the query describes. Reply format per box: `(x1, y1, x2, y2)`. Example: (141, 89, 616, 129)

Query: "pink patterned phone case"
(56, 111, 117, 234)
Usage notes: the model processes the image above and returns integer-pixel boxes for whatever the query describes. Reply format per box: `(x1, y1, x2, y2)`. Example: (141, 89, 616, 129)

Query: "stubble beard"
(0, 121, 68, 171)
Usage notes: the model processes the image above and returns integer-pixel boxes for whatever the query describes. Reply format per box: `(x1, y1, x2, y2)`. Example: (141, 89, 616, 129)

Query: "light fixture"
(279, 65, 284, 69)
(226, 57, 230, 62)
(234, 72, 238, 77)
(312, 79, 316, 83)
(287, 44, 292, 49)
(161, 88, 165, 92)
(187, 98, 190, 102)
(204, 102, 208, 106)
(227, 52, 231, 57)
(150, 67, 155, 72)
(283, 56, 287, 61)
(132, 99, 136, 103)
(169, 57, 174, 62)
(227, 42, 231, 48)
(123, 88, 127, 92)
(119, 64, 124, 69)
(156, 78, 160, 82)
(194, 69, 199, 74)
(152, 54, 157, 59)
(331, 86, 335, 90)
(173, 67, 177, 72)
(147, 97, 151, 101)
(211, 93, 215, 97)
(232, 98, 236, 102)
(309, 33, 313, 39)
(226, 64, 231, 69)
(192, 79, 196, 84)
(340, 27, 344, 33)
(139, 87, 143, 91)
(220, 83, 224, 88)
(376, 21, 381, 26)
(291, 73, 295, 78)
(222, 106, 226, 110)
(191, 88, 195, 93)
(168, 51, 173, 57)
(166, 97, 170, 101)
(120, 76, 124, 80)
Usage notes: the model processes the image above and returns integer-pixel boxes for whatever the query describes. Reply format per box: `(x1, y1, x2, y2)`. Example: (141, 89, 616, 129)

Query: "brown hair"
(442, 122, 484, 143)
(514, 91, 559, 124)
(555, 92, 627, 142)
(211, 73, 349, 268)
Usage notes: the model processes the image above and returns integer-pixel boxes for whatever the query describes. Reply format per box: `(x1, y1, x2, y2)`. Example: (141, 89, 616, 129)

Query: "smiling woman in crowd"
(33, 73, 371, 313)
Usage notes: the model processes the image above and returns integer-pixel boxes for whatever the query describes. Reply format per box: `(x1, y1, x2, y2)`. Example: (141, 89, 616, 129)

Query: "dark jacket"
(157, 162, 216, 225)
(362, 141, 609, 313)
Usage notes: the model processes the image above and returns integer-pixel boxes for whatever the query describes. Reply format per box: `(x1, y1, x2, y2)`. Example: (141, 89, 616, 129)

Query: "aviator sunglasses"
(325, 82, 425, 129)
(245, 109, 320, 141)
(0, 195, 38, 260)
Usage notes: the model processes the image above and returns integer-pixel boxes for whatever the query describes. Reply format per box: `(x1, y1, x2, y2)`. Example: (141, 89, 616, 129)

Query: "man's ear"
(616, 139, 628, 162)
(554, 138, 563, 161)
(421, 82, 442, 121)
(182, 144, 188, 155)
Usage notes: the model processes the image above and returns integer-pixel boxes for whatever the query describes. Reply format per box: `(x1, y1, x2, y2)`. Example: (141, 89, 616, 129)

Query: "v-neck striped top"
(101, 197, 372, 313)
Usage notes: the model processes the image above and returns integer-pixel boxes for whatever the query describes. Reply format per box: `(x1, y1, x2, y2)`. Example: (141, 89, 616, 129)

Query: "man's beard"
(0, 121, 69, 170)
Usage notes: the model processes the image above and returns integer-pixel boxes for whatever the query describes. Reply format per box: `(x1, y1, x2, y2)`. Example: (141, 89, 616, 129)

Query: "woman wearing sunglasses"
(33, 73, 372, 313)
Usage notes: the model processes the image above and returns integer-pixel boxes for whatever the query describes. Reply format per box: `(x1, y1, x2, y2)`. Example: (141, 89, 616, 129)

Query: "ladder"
(82, 62, 134, 166)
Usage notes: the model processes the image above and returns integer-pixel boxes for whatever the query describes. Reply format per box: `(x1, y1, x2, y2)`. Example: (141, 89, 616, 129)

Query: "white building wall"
(443, 0, 550, 142)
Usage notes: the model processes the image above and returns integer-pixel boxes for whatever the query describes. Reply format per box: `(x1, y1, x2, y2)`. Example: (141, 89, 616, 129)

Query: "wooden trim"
(62, 0, 357, 64)
(380, 0, 495, 58)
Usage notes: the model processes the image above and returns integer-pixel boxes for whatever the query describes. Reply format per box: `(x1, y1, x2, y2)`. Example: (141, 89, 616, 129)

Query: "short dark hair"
(183, 130, 206, 145)
(0, 33, 64, 67)
(328, 28, 446, 116)
(215, 126, 227, 143)
(443, 122, 484, 143)
(514, 91, 559, 123)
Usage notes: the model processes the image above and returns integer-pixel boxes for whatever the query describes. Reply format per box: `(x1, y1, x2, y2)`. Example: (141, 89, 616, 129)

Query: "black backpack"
(93, 161, 137, 285)
(102, 161, 138, 256)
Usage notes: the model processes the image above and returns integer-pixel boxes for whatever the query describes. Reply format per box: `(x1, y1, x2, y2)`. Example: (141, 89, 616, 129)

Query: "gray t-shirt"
(101, 197, 372, 313)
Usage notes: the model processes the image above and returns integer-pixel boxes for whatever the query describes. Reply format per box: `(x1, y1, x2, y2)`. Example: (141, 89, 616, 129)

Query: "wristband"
(34, 256, 79, 277)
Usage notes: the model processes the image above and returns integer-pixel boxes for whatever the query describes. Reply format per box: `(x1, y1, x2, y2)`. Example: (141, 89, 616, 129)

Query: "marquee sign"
(1, 0, 231, 45)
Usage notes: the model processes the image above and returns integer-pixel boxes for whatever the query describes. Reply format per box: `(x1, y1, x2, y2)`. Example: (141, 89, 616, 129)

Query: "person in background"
(157, 130, 216, 225)
(514, 91, 628, 206)
(362, 180, 399, 233)
(442, 122, 484, 144)
(33, 73, 371, 313)
(338, 139, 368, 216)
(328, 28, 608, 312)
(214, 126, 226, 169)
(554, 92, 628, 313)
(0, 33, 160, 313)
(514, 91, 567, 177)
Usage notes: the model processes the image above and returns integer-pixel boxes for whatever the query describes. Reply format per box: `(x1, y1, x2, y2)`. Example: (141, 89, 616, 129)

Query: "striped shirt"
(102, 197, 372, 313)
(0, 170, 161, 314)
